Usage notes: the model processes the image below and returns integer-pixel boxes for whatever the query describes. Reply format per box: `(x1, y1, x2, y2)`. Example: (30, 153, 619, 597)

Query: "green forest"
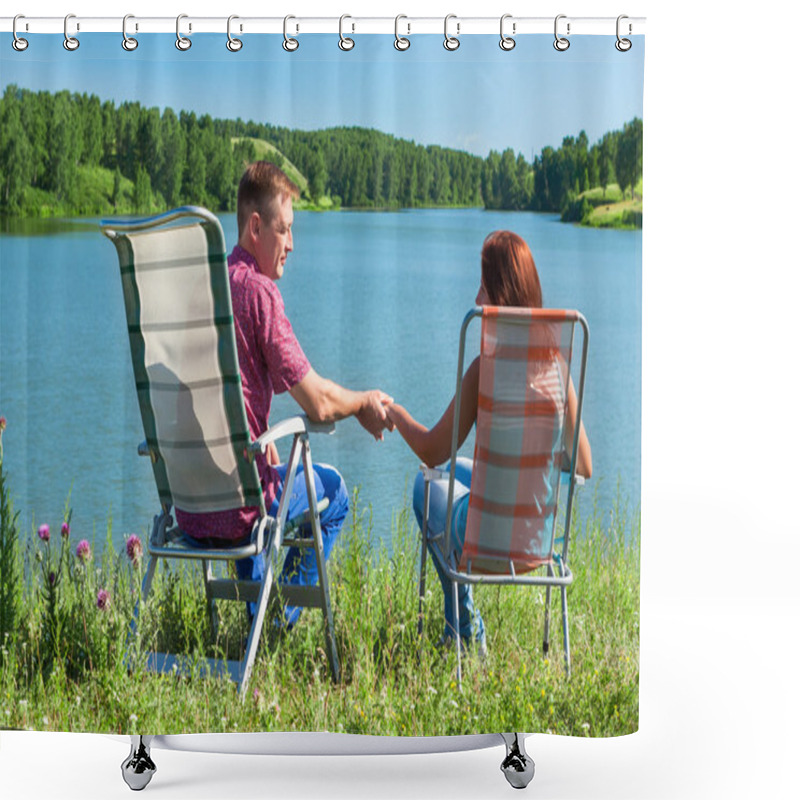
(0, 85, 642, 227)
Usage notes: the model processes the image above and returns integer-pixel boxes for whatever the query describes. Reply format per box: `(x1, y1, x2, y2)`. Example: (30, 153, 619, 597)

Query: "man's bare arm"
(289, 367, 393, 441)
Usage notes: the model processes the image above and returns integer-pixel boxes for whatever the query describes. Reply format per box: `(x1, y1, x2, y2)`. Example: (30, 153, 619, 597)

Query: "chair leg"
(452, 579, 462, 689)
(560, 585, 571, 677)
(239, 555, 275, 693)
(500, 733, 535, 789)
(542, 564, 554, 657)
(121, 735, 156, 791)
(302, 440, 340, 683)
(417, 479, 431, 640)
(201, 559, 220, 641)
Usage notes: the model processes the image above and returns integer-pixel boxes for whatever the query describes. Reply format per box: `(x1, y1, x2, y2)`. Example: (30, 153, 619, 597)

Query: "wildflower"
(61, 521, 70, 539)
(96, 589, 110, 611)
(126, 534, 144, 565)
(37, 524, 50, 542)
(582, 723, 590, 732)
(76, 539, 92, 563)
(129, 714, 138, 724)
(48, 571, 56, 587)
(0, 416, 6, 431)
(42, 716, 49, 726)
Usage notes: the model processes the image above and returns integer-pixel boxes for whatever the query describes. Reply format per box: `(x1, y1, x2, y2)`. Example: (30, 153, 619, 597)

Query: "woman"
(386, 231, 592, 655)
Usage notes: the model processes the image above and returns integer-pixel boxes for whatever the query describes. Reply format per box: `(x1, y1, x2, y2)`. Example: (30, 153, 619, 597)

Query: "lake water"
(0, 209, 640, 551)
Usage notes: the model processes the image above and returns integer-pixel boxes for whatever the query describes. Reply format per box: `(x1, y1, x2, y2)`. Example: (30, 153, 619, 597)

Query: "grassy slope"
(18, 167, 139, 218)
(0, 489, 639, 738)
(232, 136, 338, 211)
(580, 179, 643, 229)
(232, 136, 309, 194)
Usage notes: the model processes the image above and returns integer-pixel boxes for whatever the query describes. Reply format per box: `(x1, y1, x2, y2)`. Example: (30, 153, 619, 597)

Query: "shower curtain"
(0, 22, 644, 740)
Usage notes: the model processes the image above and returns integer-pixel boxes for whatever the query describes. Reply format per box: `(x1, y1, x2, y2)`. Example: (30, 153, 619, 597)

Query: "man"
(177, 161, 392, 624)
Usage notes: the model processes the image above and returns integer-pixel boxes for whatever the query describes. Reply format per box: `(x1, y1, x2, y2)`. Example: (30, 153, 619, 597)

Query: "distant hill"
(0, 87, 640, 228)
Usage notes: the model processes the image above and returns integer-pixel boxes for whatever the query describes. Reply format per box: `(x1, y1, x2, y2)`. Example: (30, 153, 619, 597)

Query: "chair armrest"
(249, 415, 335, 455)
(559, 468, 585, 487)
(419, 464, 448, 482)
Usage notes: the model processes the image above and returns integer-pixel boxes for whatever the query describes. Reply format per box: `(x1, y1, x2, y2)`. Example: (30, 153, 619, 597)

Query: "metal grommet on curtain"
(12, 15, 29, 51)
(339, 15, 355, 51)
(394, 15, 410, 51)
(63, 14, 80, 51)
(226, 15, 243, 51)
(499, 14, 516, 51)
(553, 14, 570, 51)
(615, 15, 632, 51)
(443, 14, 460, 51)
(283, 15, 299, 51)
(176, 14, 192, 51)
(122, 15, 138, 51)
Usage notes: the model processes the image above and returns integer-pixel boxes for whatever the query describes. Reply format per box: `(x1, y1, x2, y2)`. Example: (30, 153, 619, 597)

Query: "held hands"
(357, 390, 395, 441)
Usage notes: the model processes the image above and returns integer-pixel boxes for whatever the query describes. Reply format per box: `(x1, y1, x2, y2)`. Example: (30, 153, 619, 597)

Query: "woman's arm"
(563, 377, 592, 479)
(386, 358, 480, 468)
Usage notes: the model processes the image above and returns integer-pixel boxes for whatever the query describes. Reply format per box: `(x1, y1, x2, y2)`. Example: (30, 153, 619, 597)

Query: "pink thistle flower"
(76, 539, 92, 563)
(48, 571, 57, 587)
(0, 416, 6, 432)
(61, 522, 70, 539)
(96, 589, 110, 611)
(125, 534, 144, 566)
(37, 524, 50, 543)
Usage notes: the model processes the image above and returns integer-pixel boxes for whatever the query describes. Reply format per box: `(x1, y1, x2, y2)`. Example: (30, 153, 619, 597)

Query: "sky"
(1, 31, 644, 159)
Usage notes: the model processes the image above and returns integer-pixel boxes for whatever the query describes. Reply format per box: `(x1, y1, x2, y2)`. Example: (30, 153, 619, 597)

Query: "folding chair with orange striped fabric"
(418, 306, 589, 686)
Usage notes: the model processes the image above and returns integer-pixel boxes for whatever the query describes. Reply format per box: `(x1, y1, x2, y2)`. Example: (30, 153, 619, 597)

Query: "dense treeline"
(483, 120, 643, 213)
(0, 85, 641, 222)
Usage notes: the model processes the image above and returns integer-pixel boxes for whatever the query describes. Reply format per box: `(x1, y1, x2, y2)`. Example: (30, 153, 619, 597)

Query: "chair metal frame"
(418, 307, 589, 686)
(101, 206, 340, 694)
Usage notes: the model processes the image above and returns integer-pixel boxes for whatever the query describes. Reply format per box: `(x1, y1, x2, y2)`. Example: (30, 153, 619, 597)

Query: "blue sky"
(1, 32, 644, 158)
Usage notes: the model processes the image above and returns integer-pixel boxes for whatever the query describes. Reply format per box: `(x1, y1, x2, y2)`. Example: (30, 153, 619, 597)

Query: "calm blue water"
(0, 210, 640, 550)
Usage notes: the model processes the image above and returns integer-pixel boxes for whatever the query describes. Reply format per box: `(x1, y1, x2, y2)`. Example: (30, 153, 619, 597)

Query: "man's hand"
(357, 390, 394, 441)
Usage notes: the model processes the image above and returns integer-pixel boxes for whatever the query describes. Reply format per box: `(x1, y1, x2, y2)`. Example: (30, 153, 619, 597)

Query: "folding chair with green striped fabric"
(418, 306, 589, 687)
(101, 206, 340, 693)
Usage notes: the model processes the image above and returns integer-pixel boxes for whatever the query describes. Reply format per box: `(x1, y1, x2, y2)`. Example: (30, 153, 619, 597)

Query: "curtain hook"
(283, 15, 299, 51)
(227, 15, 243, 51)
(554, 14, 570, 51)
(499, 14, 516, 51)
(176, 14, 192, 51)
(394, 14, 410, 51)
(122, 15, 138, 51)
(444, 13, 460, 51)
(12, 15, 29, 52)
(616, 15, 632, 51)
(63, 13, 80, 51)
(339, 14, 355, 51)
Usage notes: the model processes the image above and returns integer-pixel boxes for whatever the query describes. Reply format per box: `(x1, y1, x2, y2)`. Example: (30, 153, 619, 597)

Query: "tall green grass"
(1, 456, 639, 737)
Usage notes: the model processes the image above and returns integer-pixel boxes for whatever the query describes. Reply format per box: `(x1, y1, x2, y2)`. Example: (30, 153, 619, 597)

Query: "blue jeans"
(237, 462, 349, 624)
(413, 457, 486, 647)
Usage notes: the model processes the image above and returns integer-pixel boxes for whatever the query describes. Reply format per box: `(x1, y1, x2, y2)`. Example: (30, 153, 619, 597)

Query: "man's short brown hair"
(237, 161, 300, 238)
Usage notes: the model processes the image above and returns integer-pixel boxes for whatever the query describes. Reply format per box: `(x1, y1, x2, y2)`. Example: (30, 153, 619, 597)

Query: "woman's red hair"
(481, 231, 542, 309)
